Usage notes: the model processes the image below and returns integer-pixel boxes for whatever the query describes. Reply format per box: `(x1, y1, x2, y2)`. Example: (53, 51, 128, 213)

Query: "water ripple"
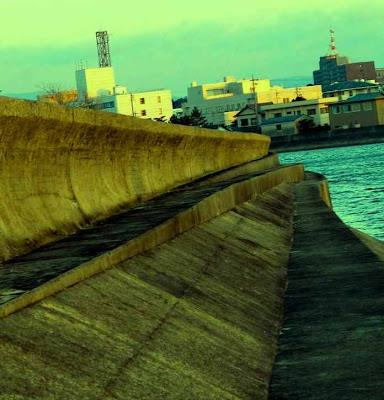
(280, 143, 384, 241)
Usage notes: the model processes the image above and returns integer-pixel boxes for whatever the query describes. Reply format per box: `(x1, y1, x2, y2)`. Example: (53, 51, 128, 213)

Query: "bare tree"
(36, 82, 78, 106)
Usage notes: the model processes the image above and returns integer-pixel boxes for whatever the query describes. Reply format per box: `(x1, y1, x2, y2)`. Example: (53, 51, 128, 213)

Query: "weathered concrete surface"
(0, 97, 270, 262)
(351, 228, 384, 262)
(268, 173, 384, 400)
(0, 163, 304, 318)
(0, 183, 295, 400)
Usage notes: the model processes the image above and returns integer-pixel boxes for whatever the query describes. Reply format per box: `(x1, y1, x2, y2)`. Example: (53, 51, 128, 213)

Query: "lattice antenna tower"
(96, 31, 112, 68)
(329, 28, 338, 56)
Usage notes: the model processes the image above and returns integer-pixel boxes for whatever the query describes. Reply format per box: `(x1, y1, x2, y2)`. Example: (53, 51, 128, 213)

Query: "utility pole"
(275, 89, 280, 103)
(130, 93, 136, 116)
(251, 75, 259, 124)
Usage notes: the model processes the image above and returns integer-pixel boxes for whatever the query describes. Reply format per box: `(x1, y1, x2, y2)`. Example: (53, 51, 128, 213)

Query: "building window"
(352, 103, 361, 112)
(287, 111, 292, 115)
(333, 105, 341, 114)
(363, 102, 372, 111)
(251, 118, 258, 125)
(89, 101, 115, 110)
(158, 108, 163, 115)
(283, 98, 290, 103)
(320, 107, 329, 114)
(307, 108, 316, 115)
(343, 104, 352, 113)
(276, 124, 282, 131)
(157, 96, 161, 103)
(349, 90, 353, 97)
(141, 110, 147, 116)
(274, 112, 282, 118)
(240, 119, 249, 127)
(140, 98, 145, 104)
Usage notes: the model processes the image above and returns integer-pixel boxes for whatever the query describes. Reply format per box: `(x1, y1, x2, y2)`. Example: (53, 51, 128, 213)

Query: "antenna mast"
(329, 28, 337, 56)
(96, 31, 112, 68)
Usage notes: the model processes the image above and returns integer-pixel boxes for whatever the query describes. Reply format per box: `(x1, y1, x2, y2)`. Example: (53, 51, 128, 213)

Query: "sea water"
(279, 142, 384, 241)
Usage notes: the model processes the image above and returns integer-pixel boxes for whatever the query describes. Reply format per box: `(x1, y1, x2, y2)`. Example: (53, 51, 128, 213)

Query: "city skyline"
(1, 0, 383, 97)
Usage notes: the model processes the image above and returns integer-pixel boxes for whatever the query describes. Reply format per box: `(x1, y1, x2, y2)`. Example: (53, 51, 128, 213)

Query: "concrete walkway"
(269, 173, 384, 400)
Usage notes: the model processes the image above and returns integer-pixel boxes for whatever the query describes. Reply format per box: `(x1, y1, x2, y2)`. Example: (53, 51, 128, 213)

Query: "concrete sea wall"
(0, 97, 270, 262)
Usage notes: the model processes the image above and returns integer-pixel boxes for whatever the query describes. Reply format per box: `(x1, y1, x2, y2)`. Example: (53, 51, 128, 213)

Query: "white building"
(182, 76, 323, 126)
(75, 66, 173, 121)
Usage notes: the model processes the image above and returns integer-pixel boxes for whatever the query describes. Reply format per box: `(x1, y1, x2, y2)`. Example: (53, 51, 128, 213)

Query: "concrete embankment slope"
(0, 97, 270, 262)
(0, 183, 295, 400)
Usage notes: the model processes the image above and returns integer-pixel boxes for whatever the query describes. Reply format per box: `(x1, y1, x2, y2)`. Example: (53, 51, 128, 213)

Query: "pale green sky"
(1, 0, 383, 95)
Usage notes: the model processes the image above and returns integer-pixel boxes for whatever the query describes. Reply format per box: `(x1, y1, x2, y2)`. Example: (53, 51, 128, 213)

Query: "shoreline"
(269, 125, 384, 153)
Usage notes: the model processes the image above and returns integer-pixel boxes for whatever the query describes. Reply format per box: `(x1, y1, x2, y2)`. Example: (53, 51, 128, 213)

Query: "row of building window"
(325, 88, 373, 98)
(333, 102, 372, 114)
(240, 118, 258, 127)
(270, 107, 329, 118)
(139, 96, 162, 105)
(89, 101, 115, 110)
(201, 103, 247, 115)
(140, 108, 163, 116)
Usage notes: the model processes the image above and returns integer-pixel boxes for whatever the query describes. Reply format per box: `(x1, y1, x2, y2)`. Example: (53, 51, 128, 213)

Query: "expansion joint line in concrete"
(97, 218, 244, 400)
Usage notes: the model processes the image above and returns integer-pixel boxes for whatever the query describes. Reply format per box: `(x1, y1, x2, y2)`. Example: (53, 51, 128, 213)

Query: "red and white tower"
(329, 28, 337, 56)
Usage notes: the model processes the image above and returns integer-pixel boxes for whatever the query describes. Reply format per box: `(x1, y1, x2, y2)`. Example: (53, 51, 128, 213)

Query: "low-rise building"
(261, 98, 338, 127)
(329, 92, 384, 130)
(322, 80, 380, 100)
(376, 68, 384, 84)
(235, 105, 261, 130)
(260, 115, 312, 136)
(182, 76, 322, 127)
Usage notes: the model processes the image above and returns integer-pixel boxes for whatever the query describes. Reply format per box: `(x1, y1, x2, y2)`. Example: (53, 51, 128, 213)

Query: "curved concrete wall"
(0, 97, 270, 262)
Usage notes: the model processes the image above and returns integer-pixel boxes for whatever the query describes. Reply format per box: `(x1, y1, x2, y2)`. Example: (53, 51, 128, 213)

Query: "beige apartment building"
(75, 66, 173, 120)
(182, 76, 322, 126)
(329, 92, 384, 130)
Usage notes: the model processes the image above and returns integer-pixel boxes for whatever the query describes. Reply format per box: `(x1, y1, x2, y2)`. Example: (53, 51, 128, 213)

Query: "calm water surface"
(279, 143, 384, 241)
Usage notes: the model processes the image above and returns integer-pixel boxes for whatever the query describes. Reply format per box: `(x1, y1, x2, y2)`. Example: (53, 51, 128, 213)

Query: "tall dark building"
(313, 55, 376, 86)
